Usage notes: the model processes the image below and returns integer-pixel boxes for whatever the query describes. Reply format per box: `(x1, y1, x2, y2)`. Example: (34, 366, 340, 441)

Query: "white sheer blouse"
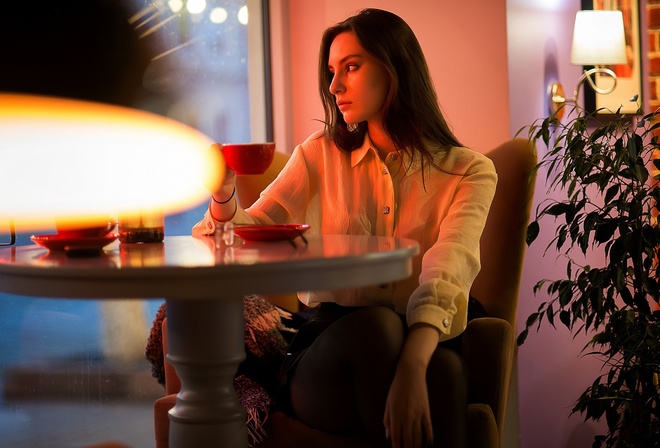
(193, 130, 497, 342)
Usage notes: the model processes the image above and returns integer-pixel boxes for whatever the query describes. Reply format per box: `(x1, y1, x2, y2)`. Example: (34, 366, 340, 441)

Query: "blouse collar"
(349, 133, 450, 175)
(350, 133, 376, 167)
(350, 133, 406, 167)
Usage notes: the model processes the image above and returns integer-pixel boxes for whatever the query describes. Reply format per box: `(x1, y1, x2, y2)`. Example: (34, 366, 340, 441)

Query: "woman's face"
(327, 31, 390, 127)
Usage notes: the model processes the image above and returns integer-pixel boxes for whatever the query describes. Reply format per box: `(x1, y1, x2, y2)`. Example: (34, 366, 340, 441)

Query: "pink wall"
(279, 0, 510, 155)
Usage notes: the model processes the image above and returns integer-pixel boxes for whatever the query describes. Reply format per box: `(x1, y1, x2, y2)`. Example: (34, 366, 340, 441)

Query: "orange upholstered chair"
(153, 138, 537, 448)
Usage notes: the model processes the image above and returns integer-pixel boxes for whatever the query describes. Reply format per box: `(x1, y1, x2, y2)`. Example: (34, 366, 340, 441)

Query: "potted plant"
(517, 100, 660, 448)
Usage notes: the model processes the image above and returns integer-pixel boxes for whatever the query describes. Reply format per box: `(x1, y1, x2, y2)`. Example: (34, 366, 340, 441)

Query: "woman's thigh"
(288, 306, 405, 433)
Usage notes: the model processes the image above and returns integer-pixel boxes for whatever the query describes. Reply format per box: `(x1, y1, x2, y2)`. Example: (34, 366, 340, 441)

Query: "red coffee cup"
(222, 143, 275, 175)
(56, 218, 116, 239)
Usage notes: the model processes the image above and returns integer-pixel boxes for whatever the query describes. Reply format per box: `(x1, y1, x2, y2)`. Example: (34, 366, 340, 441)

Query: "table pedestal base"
(166, 297, 248, 448)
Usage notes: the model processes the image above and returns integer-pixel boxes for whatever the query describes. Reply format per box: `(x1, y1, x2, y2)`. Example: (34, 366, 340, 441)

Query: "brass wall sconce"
(548, 10, 627, 120)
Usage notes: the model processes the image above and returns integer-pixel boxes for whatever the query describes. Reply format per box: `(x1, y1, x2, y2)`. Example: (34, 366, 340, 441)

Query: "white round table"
(0, 234, 419, 448)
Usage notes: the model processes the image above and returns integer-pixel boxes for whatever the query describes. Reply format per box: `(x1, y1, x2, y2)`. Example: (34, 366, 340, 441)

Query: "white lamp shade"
(0, 93, 224, 231)
(570, 10, 627, 66)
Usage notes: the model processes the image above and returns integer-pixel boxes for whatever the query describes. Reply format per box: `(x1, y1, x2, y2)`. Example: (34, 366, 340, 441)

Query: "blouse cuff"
(407, 303, 462, 342)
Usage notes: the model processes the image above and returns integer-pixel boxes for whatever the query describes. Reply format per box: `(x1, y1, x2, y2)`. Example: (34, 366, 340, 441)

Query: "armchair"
(153, 138, 537, 448)
(464, 138, 537, 447)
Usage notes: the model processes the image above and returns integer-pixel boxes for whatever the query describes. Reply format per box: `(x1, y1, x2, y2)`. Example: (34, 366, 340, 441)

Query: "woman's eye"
(346, 64, 358, 72)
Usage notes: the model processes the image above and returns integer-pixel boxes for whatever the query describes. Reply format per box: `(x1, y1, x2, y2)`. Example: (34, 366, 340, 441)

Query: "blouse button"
(382, 167, 388, 175)
(442, 319, 450, 328)
(383, 206, 390, 214)
(391, 154, 398, 161)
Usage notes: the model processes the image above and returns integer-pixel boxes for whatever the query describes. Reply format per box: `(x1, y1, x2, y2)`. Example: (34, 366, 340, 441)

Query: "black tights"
(287, 305, 467, 448)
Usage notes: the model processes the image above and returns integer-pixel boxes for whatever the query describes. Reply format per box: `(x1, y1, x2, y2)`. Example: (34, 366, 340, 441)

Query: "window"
(0, 1, 271, 445)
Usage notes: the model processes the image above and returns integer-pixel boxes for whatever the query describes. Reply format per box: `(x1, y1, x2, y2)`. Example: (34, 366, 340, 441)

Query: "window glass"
(0, 1, 269, 445)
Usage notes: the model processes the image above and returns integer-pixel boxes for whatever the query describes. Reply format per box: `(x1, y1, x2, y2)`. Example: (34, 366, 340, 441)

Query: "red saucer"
(30, 233, 118, 252)
(233, 224, 310, 242)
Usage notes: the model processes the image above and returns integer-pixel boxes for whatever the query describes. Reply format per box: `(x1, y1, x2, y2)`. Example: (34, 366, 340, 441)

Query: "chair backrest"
(470, 138, 537, 328)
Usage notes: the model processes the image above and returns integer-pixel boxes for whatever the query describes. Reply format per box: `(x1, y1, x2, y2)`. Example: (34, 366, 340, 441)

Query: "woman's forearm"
(397, 323, 440, 374)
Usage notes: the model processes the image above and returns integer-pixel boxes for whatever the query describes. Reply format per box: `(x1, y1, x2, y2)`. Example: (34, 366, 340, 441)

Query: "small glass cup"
(214, 221, 235, 250)
(0, 220, 15, 246)
(118, 210, 164, 244)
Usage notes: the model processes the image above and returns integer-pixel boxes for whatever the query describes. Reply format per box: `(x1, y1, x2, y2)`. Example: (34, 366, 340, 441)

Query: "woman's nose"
(329, 73, 344, 94)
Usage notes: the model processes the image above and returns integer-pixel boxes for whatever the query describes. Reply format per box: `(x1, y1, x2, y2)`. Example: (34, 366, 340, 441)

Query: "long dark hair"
(318, 8, 461, 164)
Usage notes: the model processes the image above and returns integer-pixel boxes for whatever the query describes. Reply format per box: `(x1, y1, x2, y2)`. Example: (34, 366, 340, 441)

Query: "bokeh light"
(210, 7, 228, 24)
(237, 5, 248, 25)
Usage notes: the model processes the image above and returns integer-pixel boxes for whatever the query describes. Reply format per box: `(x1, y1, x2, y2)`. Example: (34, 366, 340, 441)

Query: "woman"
(193, 8, 497, 448)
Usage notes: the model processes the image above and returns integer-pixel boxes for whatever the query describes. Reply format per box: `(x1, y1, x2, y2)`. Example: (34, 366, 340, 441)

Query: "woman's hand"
(383, 323, 440, 448)
(384, 364, 433, 448)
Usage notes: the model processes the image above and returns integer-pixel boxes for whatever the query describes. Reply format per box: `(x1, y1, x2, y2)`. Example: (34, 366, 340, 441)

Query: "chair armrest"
(162, 318, 181, 395)
(154, 394, 177, 448)
(466, 403, 500, 448)
(461, 317, 514, 441)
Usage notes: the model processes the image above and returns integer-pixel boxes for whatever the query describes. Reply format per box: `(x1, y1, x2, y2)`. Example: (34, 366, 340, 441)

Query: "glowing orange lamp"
(0, 93, 224, 234)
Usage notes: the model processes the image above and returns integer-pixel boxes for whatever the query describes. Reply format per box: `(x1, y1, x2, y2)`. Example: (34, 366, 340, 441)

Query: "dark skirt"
(276, 296, 487, 410)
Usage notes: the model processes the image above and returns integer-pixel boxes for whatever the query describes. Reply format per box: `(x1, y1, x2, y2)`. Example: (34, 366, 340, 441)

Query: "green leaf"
(591, 125, 609, 141)
(541, 119, 550, 146)
(608, 239, 625, 266)
(620, 287, 634, 306)
(526, 221, 539, 246)
(595, 221, 617, 244)
(558, 280, 574, 307)
(547, 203, 571, 217)
(556, 228, 567, 250)
(525, 311, 540, 328)
(620, 167, 633, 179)
(584, 212, 600, 234)
(546, 303, 555, 327)
(604, 185, 620, 205)
(629, 201, 642, 220)
(627, 134, 640, 159)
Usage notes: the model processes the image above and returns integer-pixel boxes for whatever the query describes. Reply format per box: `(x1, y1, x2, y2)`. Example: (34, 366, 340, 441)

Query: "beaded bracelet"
(211, 186, 236, 205)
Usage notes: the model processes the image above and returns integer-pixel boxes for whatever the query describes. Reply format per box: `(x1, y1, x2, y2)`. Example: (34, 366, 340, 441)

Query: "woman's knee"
(428, 346, 468, 402)
(336, 306, 405, 355)
(302, 306, 404, 378)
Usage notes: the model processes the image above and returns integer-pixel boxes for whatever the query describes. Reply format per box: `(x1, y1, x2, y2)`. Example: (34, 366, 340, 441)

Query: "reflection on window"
(130, 0, 259, 144)
(0, 1, 269, 446)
